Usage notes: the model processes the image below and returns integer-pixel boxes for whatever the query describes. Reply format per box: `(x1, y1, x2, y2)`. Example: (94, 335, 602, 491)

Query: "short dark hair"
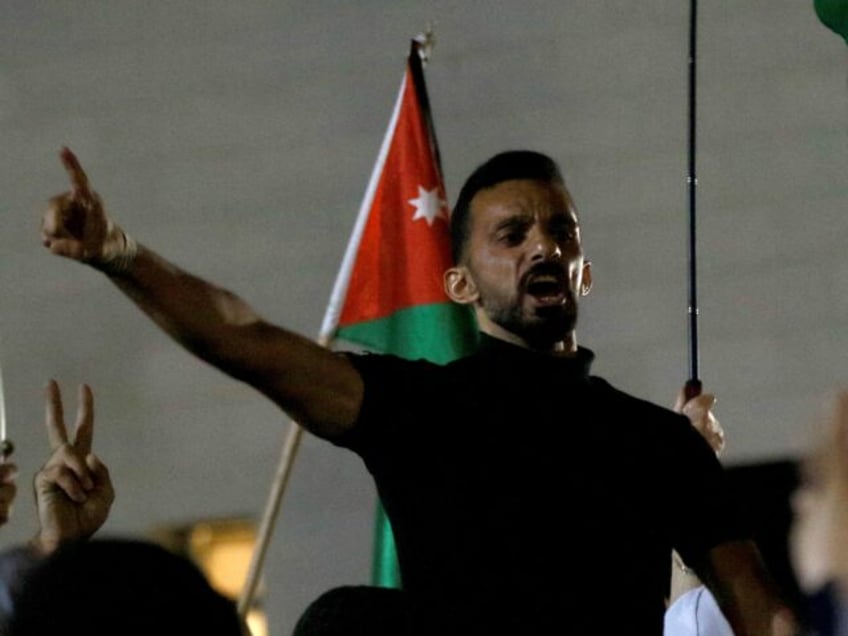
(9, 538, 244, 635)
(450, 150, 567, 264)
(293, 585, 408, 635)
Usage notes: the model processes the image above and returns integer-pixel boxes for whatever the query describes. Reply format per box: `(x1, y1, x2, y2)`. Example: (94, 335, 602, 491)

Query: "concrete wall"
(1, 2, 845, 633)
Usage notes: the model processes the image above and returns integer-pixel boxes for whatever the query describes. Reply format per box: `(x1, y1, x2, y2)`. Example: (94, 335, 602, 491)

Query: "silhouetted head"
(293, 585, 408, 636)
(8, 538, 244, 635)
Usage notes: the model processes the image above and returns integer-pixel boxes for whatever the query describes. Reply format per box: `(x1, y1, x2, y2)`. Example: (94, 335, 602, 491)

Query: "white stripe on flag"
(318, 69, 410, 344)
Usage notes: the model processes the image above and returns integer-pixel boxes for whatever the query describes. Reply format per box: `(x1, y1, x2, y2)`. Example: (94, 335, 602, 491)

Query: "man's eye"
(552, 225, 577, 241)
(500, 230, 525, 245)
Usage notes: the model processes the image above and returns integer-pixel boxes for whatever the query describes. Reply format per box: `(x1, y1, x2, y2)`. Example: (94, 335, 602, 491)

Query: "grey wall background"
(1, 1, 846, 633)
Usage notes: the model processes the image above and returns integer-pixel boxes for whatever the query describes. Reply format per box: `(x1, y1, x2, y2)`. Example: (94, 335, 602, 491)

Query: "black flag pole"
(685, 0, 702, 401)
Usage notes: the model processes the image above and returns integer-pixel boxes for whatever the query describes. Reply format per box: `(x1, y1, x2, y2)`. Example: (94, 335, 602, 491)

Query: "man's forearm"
(702, 540, 799, 635)
(110, 245, 266, 366)
(105, 244, 363, 437)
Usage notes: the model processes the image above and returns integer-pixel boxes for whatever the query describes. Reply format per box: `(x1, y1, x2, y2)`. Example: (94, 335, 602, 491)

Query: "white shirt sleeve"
(664, 585, 734, 636)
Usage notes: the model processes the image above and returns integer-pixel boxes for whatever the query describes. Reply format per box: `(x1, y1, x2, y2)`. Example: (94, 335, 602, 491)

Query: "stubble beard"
(484, 291, 579, 349)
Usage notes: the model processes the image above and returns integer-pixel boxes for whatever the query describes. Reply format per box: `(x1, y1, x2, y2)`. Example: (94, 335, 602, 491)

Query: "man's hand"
(31, 380, 115, 555)
(41, 147, 133, 271)
(674, 386, 725, 455)
(0, 460, 18, 526)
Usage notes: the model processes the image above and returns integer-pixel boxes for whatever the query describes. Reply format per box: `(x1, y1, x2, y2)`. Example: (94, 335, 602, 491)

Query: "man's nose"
(530, 231, 562, 262)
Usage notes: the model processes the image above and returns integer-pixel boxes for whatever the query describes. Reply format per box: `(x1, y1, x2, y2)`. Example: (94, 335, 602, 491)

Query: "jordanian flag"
(319, 38, 478, 587)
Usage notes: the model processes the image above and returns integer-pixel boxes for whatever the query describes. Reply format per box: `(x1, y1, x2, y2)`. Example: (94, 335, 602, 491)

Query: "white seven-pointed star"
(408, 185, 447, 226)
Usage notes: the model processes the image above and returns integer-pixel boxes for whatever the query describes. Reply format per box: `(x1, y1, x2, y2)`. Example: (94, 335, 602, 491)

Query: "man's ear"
(580, 261, 593, 296)
(444, 266, 479, 305)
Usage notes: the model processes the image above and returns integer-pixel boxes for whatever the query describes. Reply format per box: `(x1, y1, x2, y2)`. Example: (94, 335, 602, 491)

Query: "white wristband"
(98, 232, 138, 276)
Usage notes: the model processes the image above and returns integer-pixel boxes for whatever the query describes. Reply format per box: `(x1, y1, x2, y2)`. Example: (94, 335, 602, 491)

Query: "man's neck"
(478, 324, 578, 357)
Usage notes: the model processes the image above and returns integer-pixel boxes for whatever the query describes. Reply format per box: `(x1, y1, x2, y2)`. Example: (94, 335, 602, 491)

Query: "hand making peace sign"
(31, 380, 114, 555)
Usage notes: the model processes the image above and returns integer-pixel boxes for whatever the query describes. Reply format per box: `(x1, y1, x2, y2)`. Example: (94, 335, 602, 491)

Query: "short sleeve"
(330, 352, 440, 468)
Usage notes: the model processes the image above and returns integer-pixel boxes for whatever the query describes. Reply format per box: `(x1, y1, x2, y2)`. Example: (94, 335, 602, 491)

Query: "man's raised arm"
(40, 147, 362, 439)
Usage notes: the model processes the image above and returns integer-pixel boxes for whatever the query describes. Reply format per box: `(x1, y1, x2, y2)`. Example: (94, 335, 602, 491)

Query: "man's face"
(448, 178, 591, 351)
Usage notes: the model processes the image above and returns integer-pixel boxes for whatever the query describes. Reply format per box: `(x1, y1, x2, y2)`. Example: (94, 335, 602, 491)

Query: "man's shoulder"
(588, 375, 687, 423)
(341, 350, 448, 380)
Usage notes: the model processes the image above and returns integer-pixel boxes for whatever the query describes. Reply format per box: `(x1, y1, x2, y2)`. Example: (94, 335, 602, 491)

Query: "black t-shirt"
(335, 335, 747, 635)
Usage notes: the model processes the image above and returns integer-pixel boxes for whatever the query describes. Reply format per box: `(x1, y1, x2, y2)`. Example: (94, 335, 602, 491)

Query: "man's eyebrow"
(493, 213, 532, 231)
(551, 212, 579, 225)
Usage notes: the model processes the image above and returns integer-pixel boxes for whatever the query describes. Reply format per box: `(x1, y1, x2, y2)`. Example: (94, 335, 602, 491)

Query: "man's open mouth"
(525, 272, 567, 305)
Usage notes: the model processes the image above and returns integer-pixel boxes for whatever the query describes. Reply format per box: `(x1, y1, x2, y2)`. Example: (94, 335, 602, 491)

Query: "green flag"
(815, 0, 848, 43)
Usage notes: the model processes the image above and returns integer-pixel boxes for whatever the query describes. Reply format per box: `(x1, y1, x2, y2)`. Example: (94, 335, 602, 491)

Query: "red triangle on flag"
(336, 53, 454, 328)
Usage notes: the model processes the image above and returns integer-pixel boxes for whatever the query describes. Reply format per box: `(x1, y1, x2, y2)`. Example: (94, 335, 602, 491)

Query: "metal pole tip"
(0, 439, 14, 459)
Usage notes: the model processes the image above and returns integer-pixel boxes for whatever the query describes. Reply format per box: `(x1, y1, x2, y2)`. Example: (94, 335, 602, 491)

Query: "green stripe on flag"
(371, 500, 402, 588)
(337, 303, 478, 364)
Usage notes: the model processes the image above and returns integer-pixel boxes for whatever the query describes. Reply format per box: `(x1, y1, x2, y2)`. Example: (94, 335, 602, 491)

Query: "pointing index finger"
(59, 146, 91, 197)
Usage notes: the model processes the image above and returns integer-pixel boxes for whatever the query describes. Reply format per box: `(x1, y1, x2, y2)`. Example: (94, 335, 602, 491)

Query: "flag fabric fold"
(319, 39, 478, 587)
